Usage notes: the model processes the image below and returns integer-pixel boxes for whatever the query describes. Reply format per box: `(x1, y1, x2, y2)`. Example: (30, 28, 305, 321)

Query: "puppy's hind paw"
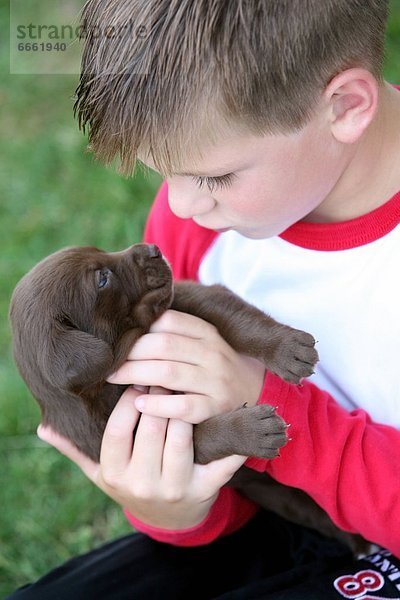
(230, 404, 289, 460)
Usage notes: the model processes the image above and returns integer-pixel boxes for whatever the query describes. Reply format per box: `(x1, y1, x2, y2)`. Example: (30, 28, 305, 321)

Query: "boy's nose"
(168, 181, 216, 219)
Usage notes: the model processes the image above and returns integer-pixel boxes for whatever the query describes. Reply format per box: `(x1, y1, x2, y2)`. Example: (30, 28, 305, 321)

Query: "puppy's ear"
(40, 321, 114, 394)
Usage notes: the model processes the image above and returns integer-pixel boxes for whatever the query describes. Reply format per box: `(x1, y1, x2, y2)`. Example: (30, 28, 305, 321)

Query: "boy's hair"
(74, 0, 389, 176)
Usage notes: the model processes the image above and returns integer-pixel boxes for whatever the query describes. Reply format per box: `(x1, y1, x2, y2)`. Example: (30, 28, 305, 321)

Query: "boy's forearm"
(124, 371, 400, 554)
(247, 372, 400, 557)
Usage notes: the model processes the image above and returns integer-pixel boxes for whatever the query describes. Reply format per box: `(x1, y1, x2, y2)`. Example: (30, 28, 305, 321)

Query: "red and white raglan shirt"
(125, 180, 400, 557)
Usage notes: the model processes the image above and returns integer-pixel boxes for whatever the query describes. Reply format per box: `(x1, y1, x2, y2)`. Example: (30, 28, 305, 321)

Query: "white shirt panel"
(198, 228, 400, 426)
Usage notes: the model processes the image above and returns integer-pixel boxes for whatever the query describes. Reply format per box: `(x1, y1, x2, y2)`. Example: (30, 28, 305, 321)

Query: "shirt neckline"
(279, 190, 400, 251)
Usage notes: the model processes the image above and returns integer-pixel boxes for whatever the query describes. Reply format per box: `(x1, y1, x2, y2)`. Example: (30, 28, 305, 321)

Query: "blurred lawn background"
(1, 0, 399, 595)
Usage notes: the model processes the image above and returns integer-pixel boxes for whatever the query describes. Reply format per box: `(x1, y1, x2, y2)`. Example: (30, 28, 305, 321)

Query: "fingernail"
(135, 397, 145, 410)
(37, 425, 48, 442)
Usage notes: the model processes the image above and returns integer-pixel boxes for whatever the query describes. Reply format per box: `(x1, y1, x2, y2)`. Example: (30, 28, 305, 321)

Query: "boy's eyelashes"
(192, 173, 236, 193)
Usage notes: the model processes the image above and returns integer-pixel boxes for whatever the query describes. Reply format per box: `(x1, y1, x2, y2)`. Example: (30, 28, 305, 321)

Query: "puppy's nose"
(148, 244, 161, 258)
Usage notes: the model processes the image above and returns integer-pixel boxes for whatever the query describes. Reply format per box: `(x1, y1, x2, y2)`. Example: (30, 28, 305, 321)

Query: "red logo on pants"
(333, 569, 384, 598)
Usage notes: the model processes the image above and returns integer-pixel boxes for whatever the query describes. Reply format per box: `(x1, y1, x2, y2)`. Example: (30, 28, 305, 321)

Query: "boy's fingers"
(149, 309, 220, 340)
(130, 414, 168, 481)
(161, 419, 194, 488)
(100, 386, 142, 473)
(125, 332, 202, 365)
(37, 424, 99, 483)
(135, 393, 217, 424)
(107, 360, 207, 394)
(194, 454, 247, 495)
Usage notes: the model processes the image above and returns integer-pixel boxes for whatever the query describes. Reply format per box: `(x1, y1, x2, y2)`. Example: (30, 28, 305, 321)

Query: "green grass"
(0, 1, 162, 594)
(1, 0, 399, 595)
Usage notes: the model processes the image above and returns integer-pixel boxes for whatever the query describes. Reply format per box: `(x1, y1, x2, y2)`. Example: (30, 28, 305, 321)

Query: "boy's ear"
(325, 68, 379, 144)
(40, 321, 114, 394)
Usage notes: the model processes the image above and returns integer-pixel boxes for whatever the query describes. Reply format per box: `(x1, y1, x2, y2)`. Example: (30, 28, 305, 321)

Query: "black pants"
(6, 511, 400, 599)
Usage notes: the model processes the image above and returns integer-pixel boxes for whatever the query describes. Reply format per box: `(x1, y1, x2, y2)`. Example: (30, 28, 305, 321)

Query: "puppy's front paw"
(270, 328, 319, 384)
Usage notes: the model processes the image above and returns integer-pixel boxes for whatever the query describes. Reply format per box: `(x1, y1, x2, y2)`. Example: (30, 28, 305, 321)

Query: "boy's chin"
(205, 223, 284, 240)
(235, 226, 282, 240)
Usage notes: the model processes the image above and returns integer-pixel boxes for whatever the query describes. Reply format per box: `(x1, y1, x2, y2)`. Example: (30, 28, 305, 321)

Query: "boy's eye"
(192, 173, 235, 193)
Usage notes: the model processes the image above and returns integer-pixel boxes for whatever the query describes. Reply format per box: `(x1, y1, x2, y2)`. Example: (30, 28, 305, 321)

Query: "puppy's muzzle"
(147, 244, 161, 259)
(123, 243, 162, 267)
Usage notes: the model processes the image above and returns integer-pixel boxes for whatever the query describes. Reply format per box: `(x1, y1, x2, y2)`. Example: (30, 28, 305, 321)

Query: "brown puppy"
(9, 242, 366, 552)
(9, 243, 317, 463)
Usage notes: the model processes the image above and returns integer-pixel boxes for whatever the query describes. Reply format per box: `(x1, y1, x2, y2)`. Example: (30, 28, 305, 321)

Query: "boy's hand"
(107, 310, 266, 423)
(37, 386, 246, 530)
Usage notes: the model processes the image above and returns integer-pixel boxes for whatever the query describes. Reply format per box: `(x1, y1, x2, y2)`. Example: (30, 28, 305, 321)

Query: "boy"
(9, 0, 400, 598)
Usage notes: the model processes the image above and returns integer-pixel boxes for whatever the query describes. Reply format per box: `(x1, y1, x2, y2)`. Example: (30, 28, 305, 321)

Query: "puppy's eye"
(96, 268, 112, 289)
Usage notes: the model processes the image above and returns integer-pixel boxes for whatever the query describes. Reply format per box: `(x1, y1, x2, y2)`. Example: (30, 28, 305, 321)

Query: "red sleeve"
(246, 372, 400, 557)
(124, 487, 258, 546)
